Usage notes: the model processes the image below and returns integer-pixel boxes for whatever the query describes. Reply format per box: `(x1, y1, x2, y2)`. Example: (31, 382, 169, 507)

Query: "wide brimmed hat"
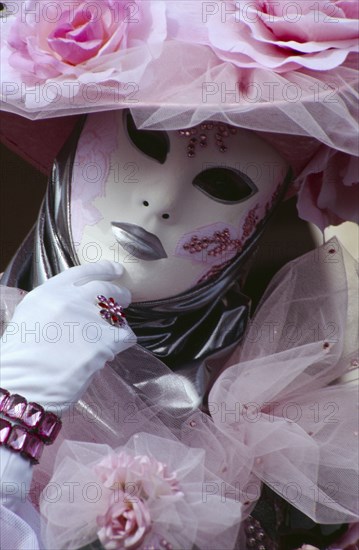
(1, 0, 358, 227)
(1, 1, 358, 146)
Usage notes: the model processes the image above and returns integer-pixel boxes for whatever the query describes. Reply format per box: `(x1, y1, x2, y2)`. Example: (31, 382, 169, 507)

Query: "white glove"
(0, 260, 136, 409)
(0, 450, 32, 513)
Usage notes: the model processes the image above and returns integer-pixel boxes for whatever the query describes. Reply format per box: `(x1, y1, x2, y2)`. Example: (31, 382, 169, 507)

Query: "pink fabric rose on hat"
(7, 0, 166, 83)
(200, 0, 359, 72)
(296, 147, 359, 229)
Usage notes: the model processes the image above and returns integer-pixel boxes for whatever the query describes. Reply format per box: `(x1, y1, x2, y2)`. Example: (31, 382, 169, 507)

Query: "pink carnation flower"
(200, 0, 359, 72)
(8, 0, 166, 83)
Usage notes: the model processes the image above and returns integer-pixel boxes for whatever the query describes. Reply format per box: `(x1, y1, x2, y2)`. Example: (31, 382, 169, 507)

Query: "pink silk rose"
(195, 0, 359, 72)
(95, 451, 181, 498)
(97, 497, 151, 550)
(296, 147, 359, 230)
(39, 436, 242, 550)
(95, 451, 182, 549)
(8, 0, 167, 83)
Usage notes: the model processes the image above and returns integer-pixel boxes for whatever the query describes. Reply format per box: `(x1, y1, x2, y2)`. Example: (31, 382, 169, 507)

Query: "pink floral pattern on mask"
(241, 204, 260, 239)
(182, 228, 243, 260)
(70, 111, 118, 245)
(176, 222, 241, 266)
(189, 185, 283, 284)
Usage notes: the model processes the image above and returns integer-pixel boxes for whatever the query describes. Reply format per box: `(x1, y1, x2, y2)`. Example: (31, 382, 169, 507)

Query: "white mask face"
(73, 111, 289, 301)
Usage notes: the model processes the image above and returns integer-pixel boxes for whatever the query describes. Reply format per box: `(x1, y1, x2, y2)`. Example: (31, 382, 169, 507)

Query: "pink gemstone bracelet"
(0, 388, 62, 445)
(0, 419, 44, 464)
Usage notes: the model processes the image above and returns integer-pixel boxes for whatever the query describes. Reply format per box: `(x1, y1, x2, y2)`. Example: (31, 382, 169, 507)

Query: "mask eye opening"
(193, 167, 258, 204)
(124, 110, 170, 165)
(0, 3, 8, 17)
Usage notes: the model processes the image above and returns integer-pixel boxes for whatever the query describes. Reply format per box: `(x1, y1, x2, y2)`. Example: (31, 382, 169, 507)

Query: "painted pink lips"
(111, 222, 168, 261)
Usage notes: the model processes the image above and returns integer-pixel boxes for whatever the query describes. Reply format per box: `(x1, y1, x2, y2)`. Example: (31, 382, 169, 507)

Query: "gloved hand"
(0, 260, 136, 410)
(0, 450, 33, 513)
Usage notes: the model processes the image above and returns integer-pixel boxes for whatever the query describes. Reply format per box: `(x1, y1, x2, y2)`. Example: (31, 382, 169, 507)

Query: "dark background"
(1, 143, 48, 272)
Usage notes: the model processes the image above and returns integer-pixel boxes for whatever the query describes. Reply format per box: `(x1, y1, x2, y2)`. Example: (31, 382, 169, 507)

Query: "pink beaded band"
(0, 418, 44, 464)
(0, 388, 62, 445)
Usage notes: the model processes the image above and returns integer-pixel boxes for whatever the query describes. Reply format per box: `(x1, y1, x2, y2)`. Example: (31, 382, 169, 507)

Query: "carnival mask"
(71, 111, 289, 301)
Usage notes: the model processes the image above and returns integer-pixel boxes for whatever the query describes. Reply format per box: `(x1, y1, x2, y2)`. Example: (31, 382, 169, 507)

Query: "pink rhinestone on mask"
(178, 122, 237, 158)
(182, 228, 243, 258)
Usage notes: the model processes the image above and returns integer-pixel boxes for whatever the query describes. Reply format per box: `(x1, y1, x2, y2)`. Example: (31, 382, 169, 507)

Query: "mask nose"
(141, 199, 171, 220)
(133, 170, 186, 222)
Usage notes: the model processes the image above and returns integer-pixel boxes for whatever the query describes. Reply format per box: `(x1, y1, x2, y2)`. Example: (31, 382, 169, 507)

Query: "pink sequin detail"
(178, 122, 238, 157)
(242, 205, 260, 239)
(197, 259, 233, 284)
(197, 205, 261, 283)
(182, 228, 242, 259)
(265, 182, 282, 214)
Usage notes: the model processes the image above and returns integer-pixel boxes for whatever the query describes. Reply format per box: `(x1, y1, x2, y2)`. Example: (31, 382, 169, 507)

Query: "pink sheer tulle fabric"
(1, 0, 357, 234)
(31, 349, 245, 549)
(210, 239, 359, 524)
(2, 49, 357, 156)
(0, 238, 358, 549)
(39, 435, 242, 550)
(1, 2, 357, 159)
